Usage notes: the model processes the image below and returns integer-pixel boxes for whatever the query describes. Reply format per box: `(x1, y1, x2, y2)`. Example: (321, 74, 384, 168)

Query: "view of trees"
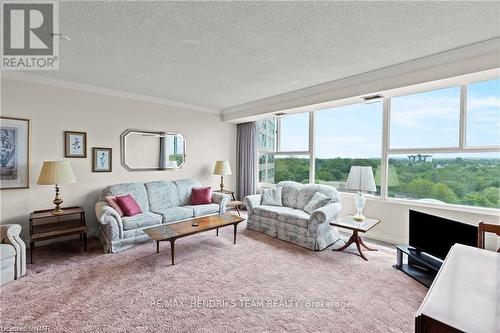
(272, 157, 500, 208)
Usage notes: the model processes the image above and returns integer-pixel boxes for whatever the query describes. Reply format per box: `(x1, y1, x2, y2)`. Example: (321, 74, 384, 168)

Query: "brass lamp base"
(219, 176, 225, 192)
(52, 184, 64, 215)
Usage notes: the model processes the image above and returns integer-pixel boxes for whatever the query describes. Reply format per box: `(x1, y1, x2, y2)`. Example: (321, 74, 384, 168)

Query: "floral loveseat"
(95, 179, 230, 253)
(244, 181, 342, 250)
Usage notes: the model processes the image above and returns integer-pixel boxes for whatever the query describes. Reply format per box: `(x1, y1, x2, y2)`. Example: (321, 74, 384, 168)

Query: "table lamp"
(345, 166, 376, 221)
(213, 160, 232, 191)
(37, 160, 76, 215)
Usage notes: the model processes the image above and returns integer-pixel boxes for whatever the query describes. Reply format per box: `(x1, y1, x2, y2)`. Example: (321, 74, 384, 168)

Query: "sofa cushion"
(106, 196, 125, 216)
(253, 205, 293, 219)
(277, 209, 311, 228)
(261, 187, 283, 206)
(174, 179, 202, 206)
(277, 181, 341, 209)
(279, 181, 302, 208)
(156, 207, 194, 223)
(116, 194, 143, 217)
(145, 181, 180, 211)
(122, 212, 162, 230)
(101, 183, 150, 212)
(303, 192, 331, 214)
(191, 187, 213, 205)
(183, 203, 219, 217)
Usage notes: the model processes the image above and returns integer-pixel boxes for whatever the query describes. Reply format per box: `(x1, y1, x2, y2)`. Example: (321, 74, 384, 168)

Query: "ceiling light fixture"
(362, 94, 383, 104)
(51, 33, 71, 41)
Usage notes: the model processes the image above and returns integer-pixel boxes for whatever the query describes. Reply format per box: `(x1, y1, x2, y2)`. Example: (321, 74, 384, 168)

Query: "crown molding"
(0, 72, 220, 114)
(221, 37, 500, 122)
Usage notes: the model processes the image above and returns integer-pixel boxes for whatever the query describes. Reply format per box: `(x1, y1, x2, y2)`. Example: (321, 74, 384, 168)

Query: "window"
(390, 87, 461, 148)
(279, 112, 309, 151)
(388, 153, 500, 208)
(256, 75, 500, 210)
(466, 79, 500, 147)
(315, 103, 382, 194)
(257, 113, 310, 184)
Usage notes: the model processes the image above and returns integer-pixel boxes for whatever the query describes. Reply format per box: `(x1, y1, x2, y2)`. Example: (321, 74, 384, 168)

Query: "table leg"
(83, 233, 87, 252)
(30, 242, 34, 264)
(170, 240, 175, 265)
(156, 241, 159, 254)
(233, 223, 238, 244)
(216, 228, 219, 236)
(355, 238, 368, 261)
(235, 204, 241, 216)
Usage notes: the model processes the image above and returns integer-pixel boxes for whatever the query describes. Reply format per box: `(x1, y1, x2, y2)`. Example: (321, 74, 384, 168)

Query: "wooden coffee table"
(143, 214, 245, 265)
(330, 215, 381, 261)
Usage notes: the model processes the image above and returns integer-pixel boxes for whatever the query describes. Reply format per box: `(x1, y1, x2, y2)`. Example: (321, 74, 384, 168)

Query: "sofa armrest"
(309, 202, 342, 233)
(243, 194, 262, 217)
(95, 201, 123, 240)
(212, 192, 231, 213)
(0, 224, 26, 278)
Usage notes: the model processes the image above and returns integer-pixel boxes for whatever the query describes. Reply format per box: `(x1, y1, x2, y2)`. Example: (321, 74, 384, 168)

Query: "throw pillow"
(116, 194, 143, 217)
(106, 195, 124, 216)
(262, 187, 283, 206)
(303, 192, 331, 214)
(191, 187, 213, 205)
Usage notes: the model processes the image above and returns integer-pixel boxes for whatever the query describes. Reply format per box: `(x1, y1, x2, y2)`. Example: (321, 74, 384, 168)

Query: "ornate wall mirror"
(120, 129, 186, 171)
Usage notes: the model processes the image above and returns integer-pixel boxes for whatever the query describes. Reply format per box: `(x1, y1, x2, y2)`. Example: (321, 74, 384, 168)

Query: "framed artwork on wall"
(65, 131, 87, 158)
(93, 147, 112, 172)
(0, 117, 30, 190)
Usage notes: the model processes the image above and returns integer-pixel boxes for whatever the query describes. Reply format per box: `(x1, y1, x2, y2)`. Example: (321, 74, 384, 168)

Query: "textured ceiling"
(26, 1, 500, 110)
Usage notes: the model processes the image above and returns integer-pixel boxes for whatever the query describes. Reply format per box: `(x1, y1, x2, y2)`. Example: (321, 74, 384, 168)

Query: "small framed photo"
(1, 117, 30, 190)
(65, 131, 87, 158)
(93, 147, 112, 172)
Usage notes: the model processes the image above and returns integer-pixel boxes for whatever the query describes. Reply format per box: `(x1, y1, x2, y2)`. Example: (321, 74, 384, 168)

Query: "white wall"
(340, 193, 500, 250)
(0, 78, 237, 241)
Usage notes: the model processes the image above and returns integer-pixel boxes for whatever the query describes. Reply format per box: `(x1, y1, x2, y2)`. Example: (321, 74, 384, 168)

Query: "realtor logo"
(1, 2, 59, 70)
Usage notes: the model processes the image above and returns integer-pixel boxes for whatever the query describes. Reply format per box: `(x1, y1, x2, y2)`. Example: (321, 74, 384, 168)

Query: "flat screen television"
(409, 210, 478, 260)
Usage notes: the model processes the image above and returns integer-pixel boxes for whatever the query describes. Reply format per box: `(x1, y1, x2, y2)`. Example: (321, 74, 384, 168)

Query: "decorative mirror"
(120, 129, 186, 171)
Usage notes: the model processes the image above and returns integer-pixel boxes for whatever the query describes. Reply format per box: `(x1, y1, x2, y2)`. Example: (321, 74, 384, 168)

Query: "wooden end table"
(29, 206, 88, 264)
(214, 189, 243, 216)
(330, 215, 381, 261)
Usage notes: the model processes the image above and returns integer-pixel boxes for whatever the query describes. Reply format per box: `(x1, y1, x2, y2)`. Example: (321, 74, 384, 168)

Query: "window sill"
(340, 191, 500, 216)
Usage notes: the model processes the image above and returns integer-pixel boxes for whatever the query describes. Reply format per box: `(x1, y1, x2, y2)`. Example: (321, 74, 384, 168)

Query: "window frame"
(256, 76, 500, 212)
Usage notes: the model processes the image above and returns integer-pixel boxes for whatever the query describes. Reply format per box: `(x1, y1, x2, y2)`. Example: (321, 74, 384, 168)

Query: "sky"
(278, 78, 500, 158)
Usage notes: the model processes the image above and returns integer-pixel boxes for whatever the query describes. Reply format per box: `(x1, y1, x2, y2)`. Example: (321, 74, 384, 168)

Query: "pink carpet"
(0, 221, 426, 332)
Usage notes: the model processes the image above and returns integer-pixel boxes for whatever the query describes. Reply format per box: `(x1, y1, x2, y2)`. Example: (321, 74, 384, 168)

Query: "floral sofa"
(244, 181, 342, 250)
(95, 179, 230, 253)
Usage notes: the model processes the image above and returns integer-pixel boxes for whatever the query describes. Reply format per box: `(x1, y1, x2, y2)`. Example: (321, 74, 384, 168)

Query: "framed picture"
(1, 117, 30, 190)
(65, 131, 87, 158)
(93, 147, 112, 172)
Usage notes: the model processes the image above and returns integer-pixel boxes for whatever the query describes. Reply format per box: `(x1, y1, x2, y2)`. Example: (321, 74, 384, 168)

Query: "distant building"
(257, 119, 276, 183)
(408, 154, 432, 163)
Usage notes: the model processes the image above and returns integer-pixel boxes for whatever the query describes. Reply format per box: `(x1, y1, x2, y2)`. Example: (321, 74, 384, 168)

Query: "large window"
(257, 113, 310, 184)
(257, 76, 500, 210)
(390, 87, 461, 148)
(315, 103, 382, 194)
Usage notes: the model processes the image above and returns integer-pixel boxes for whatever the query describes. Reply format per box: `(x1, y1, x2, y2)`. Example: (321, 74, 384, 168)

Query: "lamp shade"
(213, 160, 232, 176)
(37, 161, 76, 185)
(345, 166, 376, 192)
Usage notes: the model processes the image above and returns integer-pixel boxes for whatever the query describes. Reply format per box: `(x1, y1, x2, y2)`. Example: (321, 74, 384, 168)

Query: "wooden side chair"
(478, 222, 500, 252)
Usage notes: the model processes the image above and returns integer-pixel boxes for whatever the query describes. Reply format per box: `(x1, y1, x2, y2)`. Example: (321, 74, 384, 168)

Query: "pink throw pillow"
(191, 187, 213, 205)
(116, 194, 142, 217)
(106, 196, 124, 217)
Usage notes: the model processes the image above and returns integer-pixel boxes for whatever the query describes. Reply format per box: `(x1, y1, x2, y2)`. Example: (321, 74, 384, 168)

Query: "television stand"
(393, 245, 442, 288)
